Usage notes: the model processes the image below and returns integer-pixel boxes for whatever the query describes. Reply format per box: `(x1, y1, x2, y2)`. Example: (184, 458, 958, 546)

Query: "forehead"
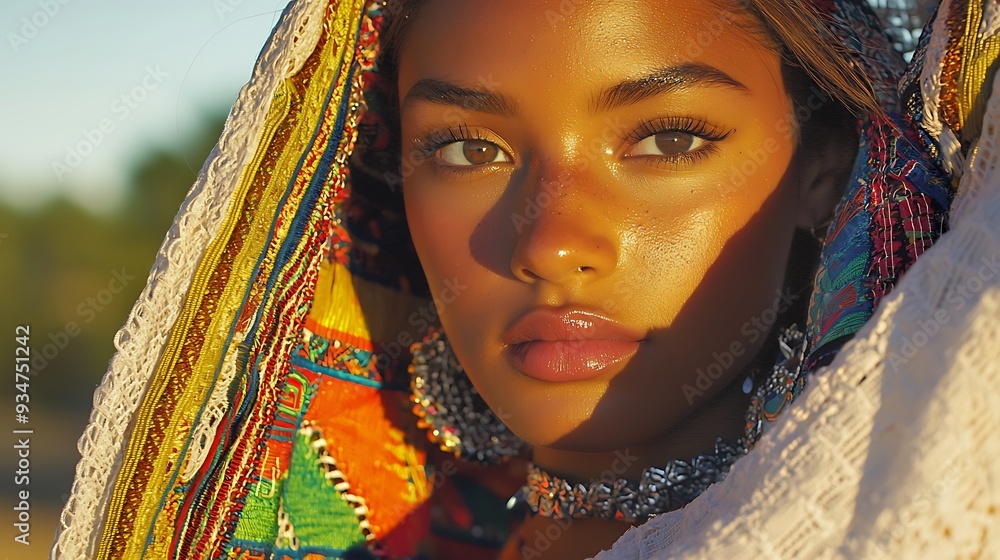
(396, 0, 781, 102)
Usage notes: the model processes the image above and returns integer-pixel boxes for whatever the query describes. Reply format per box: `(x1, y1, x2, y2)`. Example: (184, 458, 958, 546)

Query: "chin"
(534, 427, 656, 454)
(480, 368, 687, 453)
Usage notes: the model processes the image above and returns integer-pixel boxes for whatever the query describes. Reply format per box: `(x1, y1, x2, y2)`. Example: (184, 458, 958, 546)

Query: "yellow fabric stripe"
(309, 258, 433, 355)
(182, 2, 371, 556)
(96, 79, 295, 559)
(958, 1, 1000, 144)
(98, 1, 395, 556)
(176, 3, 371, 553)
(145, 77, 314, 557)
(312, 260, 373, 341)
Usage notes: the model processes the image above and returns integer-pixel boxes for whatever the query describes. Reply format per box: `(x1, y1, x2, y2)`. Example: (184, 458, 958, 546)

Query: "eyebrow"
(400, 62, 747, 118)
(591, 63, 749, 114)
(401, 79, 519, 117)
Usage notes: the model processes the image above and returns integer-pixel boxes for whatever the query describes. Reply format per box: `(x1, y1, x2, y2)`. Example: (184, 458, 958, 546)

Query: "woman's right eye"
(436, 139, 511, 166)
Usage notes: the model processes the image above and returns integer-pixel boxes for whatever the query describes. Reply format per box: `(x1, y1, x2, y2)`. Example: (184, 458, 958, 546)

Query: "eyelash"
(624, 116, 734, 170)
(410, 124, 508, 178)
(411, 116, 734, 175)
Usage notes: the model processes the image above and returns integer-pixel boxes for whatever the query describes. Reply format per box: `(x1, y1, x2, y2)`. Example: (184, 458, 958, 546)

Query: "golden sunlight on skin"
(398, 0, 803, 471)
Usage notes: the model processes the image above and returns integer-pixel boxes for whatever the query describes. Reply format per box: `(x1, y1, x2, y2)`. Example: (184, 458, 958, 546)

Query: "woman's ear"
(793, 113, 858, 232)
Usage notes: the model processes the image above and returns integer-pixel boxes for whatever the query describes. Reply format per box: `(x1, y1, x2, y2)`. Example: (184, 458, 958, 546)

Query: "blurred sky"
(0, 0, 288, 215)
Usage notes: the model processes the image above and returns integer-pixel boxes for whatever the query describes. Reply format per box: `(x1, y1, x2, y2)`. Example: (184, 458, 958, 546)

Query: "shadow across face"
(388, 0, 846, 458)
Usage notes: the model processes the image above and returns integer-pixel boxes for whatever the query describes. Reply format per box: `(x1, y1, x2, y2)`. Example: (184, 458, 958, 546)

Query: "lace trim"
(51, 2, 329, 557)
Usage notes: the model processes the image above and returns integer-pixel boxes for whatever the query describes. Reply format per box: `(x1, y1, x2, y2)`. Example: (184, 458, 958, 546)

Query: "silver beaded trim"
(744, 324, 808, 447)
(516, 437, 746, 523)
(410, 328, 526, 464)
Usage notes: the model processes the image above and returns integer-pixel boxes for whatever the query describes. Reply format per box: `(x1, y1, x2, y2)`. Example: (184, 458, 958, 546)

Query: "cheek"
(404, 187, 466, 293)
(403, 179, 501, 324)
(711, 136, 800, 260)
(604, 147, 802, 431)
(628, 141, 798, 324)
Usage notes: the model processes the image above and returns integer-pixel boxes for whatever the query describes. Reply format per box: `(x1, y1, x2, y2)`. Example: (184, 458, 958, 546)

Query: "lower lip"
(506, 339, 641, 382)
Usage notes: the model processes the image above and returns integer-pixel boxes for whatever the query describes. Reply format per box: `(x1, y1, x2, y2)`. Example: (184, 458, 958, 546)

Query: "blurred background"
(0, 1, 287, 557)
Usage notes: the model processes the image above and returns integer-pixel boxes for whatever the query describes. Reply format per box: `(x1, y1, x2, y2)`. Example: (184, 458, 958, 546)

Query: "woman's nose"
(509, 167, 618, 287)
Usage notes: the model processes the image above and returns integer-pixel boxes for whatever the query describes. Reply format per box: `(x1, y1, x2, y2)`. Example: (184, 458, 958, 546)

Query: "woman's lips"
(502, 309, 644, 382)
(506, 339, 642, 382)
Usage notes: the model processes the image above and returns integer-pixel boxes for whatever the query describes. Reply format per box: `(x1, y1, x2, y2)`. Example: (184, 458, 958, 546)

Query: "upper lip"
(502, 308, 646, 345)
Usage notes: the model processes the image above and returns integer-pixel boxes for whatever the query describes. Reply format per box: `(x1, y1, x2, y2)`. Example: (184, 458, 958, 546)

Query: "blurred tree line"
(0, 110, 227, 505)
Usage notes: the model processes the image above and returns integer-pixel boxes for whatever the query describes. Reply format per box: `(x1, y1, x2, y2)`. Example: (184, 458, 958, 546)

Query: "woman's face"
(398, 0, 806, 451)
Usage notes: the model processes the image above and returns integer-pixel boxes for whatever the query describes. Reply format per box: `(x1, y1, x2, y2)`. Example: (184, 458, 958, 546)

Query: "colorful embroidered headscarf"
(53, 0, 976, 558)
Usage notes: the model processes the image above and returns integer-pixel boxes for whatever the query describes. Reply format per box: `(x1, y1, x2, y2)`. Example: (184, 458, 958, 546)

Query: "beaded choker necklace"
(509, 325, 808, 523)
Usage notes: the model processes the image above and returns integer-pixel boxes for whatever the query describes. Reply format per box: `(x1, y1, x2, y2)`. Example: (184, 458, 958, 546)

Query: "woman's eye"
(437, 139, 511, 166)
(626, 131, 706, 157)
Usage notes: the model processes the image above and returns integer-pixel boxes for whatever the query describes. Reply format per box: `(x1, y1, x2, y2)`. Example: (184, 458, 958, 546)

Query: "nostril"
(521, 268, 543, 281)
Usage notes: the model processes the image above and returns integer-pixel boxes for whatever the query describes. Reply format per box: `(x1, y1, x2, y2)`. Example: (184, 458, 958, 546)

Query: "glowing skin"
(398, 0, 856, 557)
(397, 1, 843, 553)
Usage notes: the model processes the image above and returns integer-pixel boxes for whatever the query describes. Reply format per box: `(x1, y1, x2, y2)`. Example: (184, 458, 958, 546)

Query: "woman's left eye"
(625, 131, 706, 158)
(437, 139, 511, 166)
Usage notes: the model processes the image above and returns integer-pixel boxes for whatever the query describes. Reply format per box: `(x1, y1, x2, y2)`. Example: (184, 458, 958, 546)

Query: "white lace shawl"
(48, 2, 331, 558)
